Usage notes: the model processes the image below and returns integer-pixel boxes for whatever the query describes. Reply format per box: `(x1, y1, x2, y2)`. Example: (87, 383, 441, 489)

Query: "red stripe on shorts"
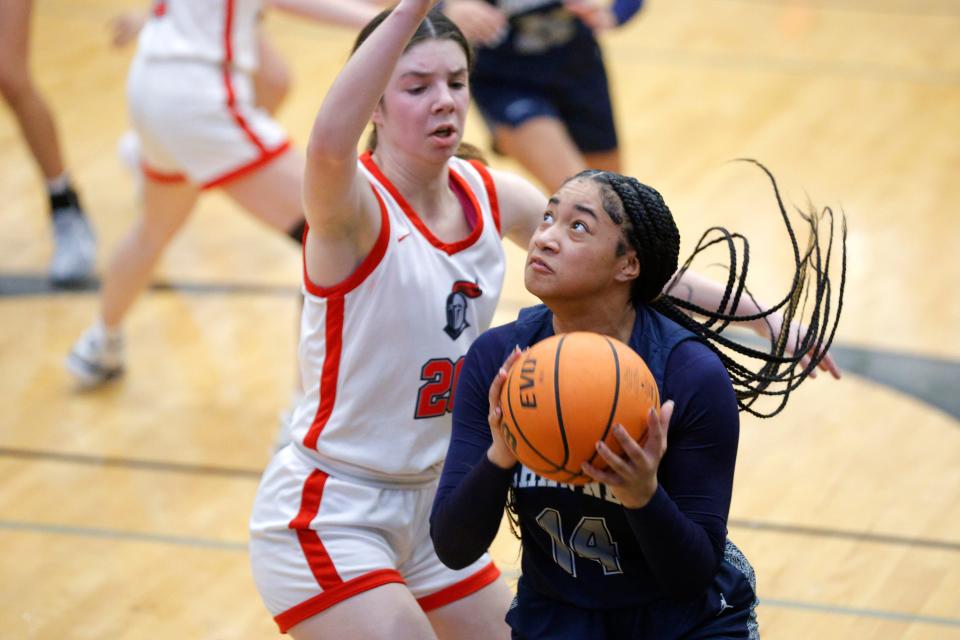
(417, 562, 501, 612)
(303, 297, 344, 449)
(221, 0, 267, 155)
(201, 140, 290, 189)
(274, 569, 406, 633)
(141, 162, 186, 184)
(289, 469, 343, 589)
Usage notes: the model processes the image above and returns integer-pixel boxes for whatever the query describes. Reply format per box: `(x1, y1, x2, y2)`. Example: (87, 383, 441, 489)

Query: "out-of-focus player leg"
(491, 116, 588, 194)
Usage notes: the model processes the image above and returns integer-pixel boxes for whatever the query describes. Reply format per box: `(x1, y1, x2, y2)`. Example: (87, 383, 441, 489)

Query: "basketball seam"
(583, 337, 621, 470)
(553, 334, 570, 466)
(505, 355, 565, 475)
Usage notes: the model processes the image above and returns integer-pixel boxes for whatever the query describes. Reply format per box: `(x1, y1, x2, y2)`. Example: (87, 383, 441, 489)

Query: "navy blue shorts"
(506, 542, 760, 639)
(471, 46, 618, 154)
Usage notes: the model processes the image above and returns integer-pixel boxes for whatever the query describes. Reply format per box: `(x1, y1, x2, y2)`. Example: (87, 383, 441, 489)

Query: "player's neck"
(550, 299, 636, 345)
(373, 147, 465, 234)
(373, 147, 449, 207)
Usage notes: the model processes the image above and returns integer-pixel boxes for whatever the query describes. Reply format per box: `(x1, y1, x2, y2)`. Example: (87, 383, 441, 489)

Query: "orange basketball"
(499, 332, 660, 485)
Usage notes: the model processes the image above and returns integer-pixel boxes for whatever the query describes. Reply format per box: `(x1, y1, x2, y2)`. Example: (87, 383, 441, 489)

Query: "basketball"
(499, 332, 660, 485)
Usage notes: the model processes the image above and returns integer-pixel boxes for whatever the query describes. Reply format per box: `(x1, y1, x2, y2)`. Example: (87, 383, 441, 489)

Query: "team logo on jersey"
(443, 280, 483, 340)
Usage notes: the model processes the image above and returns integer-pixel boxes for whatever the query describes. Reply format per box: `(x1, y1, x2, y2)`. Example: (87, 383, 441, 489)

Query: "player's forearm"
(267, 0, 380, 29)
(624, 487, 722, 597)
(306, 2, 429, 164)
(670, 270, 771, 334)
(431, 455, 514, 569)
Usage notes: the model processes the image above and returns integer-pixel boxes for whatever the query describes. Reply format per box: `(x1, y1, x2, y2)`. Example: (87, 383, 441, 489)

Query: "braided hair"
(570, 162, 847, 418)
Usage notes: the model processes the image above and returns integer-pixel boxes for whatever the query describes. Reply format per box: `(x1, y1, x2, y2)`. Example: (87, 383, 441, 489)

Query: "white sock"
(46, 173, 71, 195)
(94, 319, 123, 343)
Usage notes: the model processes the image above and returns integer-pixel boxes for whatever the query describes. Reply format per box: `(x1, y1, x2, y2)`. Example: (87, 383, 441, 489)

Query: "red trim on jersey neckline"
(360, 151, 485, 256)
(468, 159, 502, 237)
(201, 140, 291, 189)
(416, 562, 502, 612)
(301, 184, 391, 298)
(303, 298, 344, 449)
(275, 569, 406, 633)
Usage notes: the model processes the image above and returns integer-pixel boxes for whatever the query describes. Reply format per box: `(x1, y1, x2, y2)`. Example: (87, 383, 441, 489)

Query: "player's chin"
(524, 268, 555, 299)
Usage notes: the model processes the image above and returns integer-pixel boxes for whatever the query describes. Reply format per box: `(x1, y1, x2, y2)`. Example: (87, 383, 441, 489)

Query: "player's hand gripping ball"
(499, 332, 660, 484)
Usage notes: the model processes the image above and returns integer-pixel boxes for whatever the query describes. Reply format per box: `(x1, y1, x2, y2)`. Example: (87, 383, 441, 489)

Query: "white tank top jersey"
(137, 0, 260, 72)
(290, 153, 506, 486)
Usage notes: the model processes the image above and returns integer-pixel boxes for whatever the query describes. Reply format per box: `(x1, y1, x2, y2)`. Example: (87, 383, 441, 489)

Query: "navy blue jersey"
(431, 305, 742, 612)
(469, 1, 642, 153)
(473, 1, 643, 77)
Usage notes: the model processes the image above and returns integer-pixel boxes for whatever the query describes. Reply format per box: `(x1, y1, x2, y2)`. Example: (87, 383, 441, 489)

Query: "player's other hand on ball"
(582, 400, 675, 509)
(487, 346, 522, 469)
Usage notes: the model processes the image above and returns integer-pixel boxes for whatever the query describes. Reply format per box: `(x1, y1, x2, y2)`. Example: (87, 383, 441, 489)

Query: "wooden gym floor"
(1, 0, 958, 637)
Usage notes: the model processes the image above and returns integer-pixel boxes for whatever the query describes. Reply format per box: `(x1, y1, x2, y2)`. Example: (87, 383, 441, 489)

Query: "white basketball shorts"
(126, 55, 289, 189)
(249, 445, 501, 633)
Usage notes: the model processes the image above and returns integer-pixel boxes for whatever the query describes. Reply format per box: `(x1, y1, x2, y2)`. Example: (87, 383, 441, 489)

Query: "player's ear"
(371, 98, 385, 127)
(615, 250, 640, 284)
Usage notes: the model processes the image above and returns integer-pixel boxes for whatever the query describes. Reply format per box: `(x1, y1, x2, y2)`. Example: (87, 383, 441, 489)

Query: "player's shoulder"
(469, 321, 519, 360)
(666, 339, 730, 389)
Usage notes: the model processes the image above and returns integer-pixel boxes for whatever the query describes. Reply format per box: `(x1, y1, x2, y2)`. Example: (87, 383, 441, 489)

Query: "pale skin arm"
(266, 0, 382, 28)
(110, 2, 384, 48)
(564, 0, 618, 34)
(442, 0, 508, 46)
(302, 0, 436, 286)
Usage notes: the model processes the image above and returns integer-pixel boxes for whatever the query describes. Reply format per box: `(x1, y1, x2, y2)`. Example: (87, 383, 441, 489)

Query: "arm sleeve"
(623, 340, 740, 597)
(430, 329, 517, 570)
(612, 0, 643, 26)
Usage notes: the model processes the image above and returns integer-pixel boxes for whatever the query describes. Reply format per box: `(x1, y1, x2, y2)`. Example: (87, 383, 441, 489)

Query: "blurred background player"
(0, 0, 96, 286)
(443, 0, 643, 192)
(65, 0, 381, 387)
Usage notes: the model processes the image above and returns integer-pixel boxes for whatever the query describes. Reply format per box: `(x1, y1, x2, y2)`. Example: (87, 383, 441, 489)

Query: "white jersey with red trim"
(138, 0, 260, 72)
(290, 153, 506, 485)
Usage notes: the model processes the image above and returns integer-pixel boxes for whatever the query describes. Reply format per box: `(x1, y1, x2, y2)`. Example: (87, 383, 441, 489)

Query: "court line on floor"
(759, 598, 960, 627)
(729, 518, 960, 551)
(0, 446, 261, 479)
(3, 273, 959, 423)
(0, 519, 245, 551)
(1, 517, 958, 627)
(3, 445, 959, 554)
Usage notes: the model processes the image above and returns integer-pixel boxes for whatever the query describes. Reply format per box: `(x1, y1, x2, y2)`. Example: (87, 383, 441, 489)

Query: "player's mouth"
(527, 255, 554, 274)
(430, 124, 458, 142)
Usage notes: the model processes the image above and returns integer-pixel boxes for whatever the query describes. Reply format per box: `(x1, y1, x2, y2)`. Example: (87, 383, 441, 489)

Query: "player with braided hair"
(431, 167, 845, 638)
